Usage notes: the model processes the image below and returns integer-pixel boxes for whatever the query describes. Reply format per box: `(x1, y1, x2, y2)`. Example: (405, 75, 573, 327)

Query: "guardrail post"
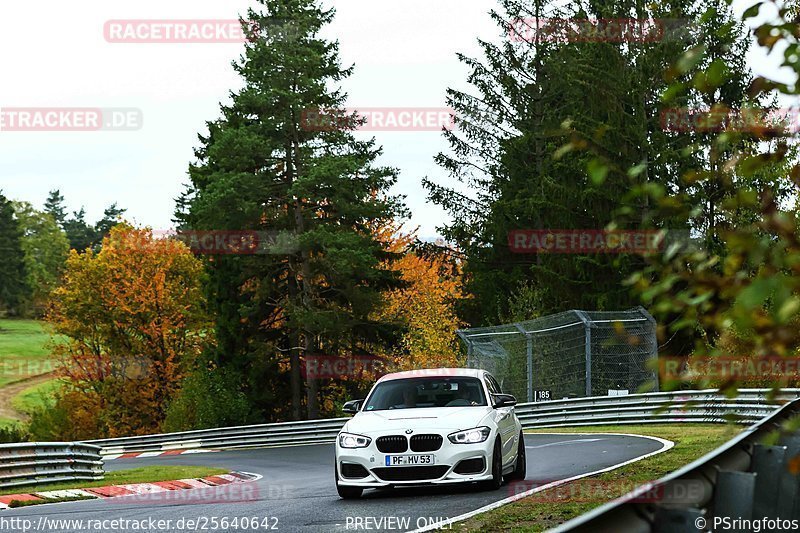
(653, 508, 705, 533)
(778, 434, 800, 520)
(574, 311, 592, 396)
(751, 444, 787, 519)
(515, 324, 533, 403)
(714, 471, 755, 528)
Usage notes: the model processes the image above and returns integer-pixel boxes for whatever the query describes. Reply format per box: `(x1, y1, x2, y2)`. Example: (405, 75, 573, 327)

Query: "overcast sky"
(0, 0, 786, 239)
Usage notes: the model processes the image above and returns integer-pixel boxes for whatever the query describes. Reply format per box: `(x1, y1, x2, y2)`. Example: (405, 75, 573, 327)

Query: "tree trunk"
(284, 145, 303, 421)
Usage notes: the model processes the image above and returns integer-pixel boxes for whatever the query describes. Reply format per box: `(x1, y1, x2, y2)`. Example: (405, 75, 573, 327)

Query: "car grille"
(410, 434, 443, 452)
(340, 462, 369, 479)
(371, 466, 450, 482)
(376, 435, 408, 453)
(454, 458, 485, 475)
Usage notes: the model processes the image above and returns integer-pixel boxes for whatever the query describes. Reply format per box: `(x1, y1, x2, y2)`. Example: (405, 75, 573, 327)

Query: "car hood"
(343, 406, 493, 435)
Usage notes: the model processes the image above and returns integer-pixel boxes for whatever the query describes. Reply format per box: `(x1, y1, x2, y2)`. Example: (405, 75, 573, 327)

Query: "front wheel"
(335, 463, 363, 499)
(507, 431, 526, 481)
(480, 438, 503, 491)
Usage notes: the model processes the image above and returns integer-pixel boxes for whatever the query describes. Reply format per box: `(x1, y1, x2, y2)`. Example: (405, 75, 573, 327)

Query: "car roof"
(377, 368, 486, 382)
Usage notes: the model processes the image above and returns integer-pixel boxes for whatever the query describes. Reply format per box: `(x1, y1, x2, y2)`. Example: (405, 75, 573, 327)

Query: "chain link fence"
(457, 307, 658, 402)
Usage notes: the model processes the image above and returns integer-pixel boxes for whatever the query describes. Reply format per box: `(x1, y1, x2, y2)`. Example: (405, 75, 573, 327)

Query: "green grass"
(0, 319, 59, 387)
(11, 379, 62, 414)
(0, 417, 20, 428)
(0, 466, 229, 496)
(454, 424, 742, 532)
(8, 495, 94, 508)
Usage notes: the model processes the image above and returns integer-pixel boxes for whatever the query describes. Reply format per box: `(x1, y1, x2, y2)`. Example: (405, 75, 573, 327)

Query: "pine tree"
(60, 203, 126, 252)
(424, 0, 662, 324)
(44, 189, 67, 227)
(0, 192, 29, 315)
(94, 203, 127, 241)
(667, 2, 770, 255)
(424, 0, 755, 326)
(62, 208, 95, 252)
(177, 0, 406, 420)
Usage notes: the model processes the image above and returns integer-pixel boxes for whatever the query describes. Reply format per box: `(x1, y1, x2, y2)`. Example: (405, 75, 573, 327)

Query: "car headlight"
(448, 426, 491, 444)
(338, 432, 371, 448)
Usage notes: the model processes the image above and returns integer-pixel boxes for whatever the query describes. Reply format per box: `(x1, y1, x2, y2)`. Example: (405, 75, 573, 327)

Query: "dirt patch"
(0, 372, 58, 421)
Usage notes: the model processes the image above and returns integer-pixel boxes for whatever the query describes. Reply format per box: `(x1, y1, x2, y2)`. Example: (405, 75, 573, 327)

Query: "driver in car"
(446, 385, 478, 406)
(402, 386, 417, 408)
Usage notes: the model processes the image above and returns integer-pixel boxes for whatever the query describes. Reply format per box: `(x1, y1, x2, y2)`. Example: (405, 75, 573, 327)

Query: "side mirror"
(493, 394, 517, 408)
(343, 399, 363, 414)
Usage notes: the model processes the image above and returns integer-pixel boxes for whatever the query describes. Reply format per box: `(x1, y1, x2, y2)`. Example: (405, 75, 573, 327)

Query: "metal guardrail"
(0, 442, 104, 489)
(514, 389, 800, 428)
(551, 394, 800, 532)
(84, 389, 797, 455)
(86, 418, 350, 455)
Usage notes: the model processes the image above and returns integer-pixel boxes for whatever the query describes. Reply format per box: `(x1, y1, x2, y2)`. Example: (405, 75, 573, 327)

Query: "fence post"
(456, 330, 473, 367)
(637, 306, 659, 391)
(574, 310, 592, 396)
(515, 324, 533, 402)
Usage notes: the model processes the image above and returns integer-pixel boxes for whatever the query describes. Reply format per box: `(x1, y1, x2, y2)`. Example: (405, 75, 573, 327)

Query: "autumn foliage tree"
(373, 224, 466, 370)
(45, 225, 211, 438)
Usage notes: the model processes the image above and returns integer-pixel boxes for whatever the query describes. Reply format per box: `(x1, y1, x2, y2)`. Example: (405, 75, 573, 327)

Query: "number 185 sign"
(534, 390, 552, 402)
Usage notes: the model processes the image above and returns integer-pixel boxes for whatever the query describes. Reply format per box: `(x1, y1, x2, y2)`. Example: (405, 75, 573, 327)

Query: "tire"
(480, 438, 503, 491)
(507, 431, 526, 481)
(335, 463, 363, 499)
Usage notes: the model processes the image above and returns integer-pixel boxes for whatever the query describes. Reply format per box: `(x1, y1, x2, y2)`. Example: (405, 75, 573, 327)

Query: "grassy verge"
(0, 319, 58, 387)
(0, 465, 229, 496)
(8, 495, 95, 508)
(454, 424, 742, 532)
(0, 417, 20, 428)
(11, 379, 62, 414)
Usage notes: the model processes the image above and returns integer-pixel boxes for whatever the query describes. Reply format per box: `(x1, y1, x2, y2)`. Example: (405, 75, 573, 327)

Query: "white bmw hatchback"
(334, 368, 525, 499)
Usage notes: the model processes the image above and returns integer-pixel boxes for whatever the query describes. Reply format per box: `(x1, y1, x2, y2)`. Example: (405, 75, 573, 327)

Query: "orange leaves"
(46, 224, 212, 437)
(373, 221, 466, 371)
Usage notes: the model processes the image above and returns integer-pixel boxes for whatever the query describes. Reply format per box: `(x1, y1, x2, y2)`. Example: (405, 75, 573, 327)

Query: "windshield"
(363, 377, 487, 411)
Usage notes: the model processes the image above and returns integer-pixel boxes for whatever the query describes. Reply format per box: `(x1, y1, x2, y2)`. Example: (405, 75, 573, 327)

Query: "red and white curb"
(0, 471, 261, 509)
(103, 449, 219, 461)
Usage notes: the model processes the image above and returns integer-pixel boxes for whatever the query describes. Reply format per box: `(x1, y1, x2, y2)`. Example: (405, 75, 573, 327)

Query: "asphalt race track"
(5, 434, 666, 533)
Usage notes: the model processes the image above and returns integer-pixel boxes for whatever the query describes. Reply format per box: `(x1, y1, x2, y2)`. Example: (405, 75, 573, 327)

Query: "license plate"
(385, 454, 435, 467)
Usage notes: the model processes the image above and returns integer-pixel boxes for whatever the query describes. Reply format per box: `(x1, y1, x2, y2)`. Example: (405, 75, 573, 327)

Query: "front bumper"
(335, 432, 494, 487)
